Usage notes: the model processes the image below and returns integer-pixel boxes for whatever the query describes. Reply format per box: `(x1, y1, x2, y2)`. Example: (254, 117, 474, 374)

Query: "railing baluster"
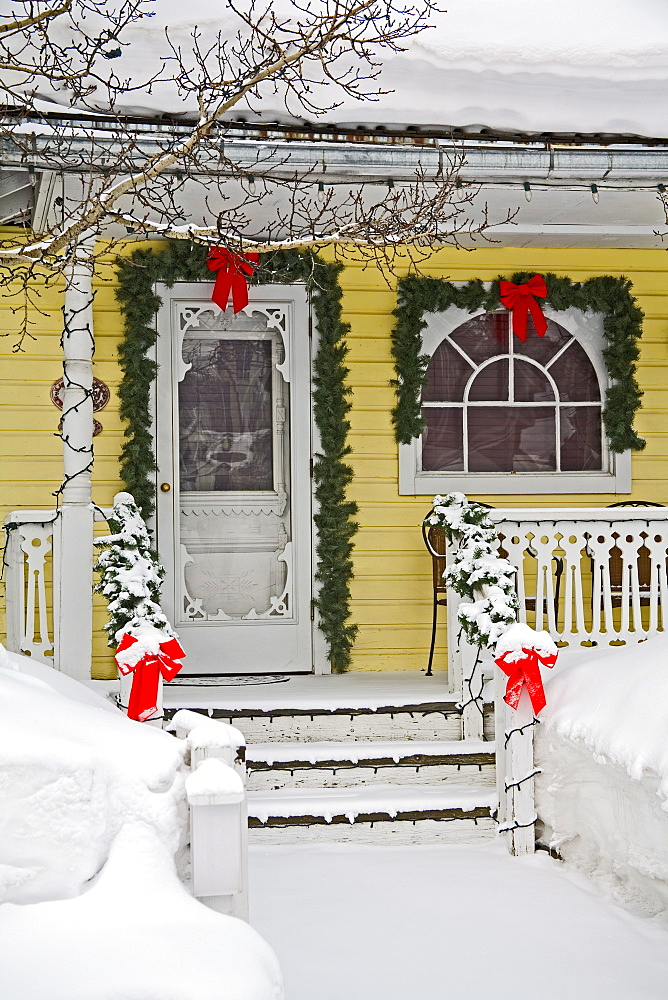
(4, 514, 56, 661)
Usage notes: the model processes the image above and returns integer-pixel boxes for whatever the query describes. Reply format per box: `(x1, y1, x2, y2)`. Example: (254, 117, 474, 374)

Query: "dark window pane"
(514, 318, 571, 363)
(179, 338, 274, 491)
(550, 341, 601, 402)
(423, 338, 474, 402)
(468, 359, 509, 401)
(514, 360, 555, 402)
(450, 313, 509, 364)
(560, 406, 603, 471)
(422, 408, 464, 471)
(468, 407, 556, 472)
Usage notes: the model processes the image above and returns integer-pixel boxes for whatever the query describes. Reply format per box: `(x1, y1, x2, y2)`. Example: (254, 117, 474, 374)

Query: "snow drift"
(0, 647, 282, 999)
(535, 634, 668, 921)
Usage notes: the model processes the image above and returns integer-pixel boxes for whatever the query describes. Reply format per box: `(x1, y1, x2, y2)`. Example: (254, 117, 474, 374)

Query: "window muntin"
(421, 313, 603, 475)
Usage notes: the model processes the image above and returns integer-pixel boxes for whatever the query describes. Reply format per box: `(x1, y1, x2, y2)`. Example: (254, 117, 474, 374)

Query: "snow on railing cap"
(495, 622, 558, 662)
(185, 757, 245, 805)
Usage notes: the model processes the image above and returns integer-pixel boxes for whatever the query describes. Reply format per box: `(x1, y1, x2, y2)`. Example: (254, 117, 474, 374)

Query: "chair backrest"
(607, 502, 665, 590)
(425, 524, 447, 592)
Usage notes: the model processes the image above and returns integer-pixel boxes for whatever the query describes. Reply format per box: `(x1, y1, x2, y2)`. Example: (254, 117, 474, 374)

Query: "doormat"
(170, 675, 291, 686)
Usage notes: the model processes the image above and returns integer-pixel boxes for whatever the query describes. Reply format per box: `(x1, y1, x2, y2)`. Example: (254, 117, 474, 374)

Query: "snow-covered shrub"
(425, 492, 518, 648)
(94, 491, 173, 646)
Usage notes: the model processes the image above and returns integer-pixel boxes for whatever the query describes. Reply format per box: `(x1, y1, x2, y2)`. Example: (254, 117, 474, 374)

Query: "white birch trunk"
(53, 247, 95, 681)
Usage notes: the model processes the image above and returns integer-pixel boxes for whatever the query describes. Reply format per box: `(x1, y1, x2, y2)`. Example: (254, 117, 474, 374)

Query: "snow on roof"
(34, 0, 668, 140)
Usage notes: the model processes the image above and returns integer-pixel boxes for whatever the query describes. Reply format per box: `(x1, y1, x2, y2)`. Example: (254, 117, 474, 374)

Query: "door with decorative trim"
(155, 283, 313, 673)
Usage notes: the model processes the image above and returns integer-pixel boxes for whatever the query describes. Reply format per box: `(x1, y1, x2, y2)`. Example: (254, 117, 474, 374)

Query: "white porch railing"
(3, 507, 110, 669)
(169, 709, 248, 919)
(4, 512, 59, 662)
(446, 506, 668, 854)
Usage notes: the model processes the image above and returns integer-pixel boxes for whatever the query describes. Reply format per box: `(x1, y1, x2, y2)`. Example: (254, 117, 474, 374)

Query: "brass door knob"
(160, 483, 171, 492)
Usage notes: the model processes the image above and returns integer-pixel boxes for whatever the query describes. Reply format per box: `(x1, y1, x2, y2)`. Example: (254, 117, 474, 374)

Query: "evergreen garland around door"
(115, 243, 358, 672)
(390, 271, 645, 453)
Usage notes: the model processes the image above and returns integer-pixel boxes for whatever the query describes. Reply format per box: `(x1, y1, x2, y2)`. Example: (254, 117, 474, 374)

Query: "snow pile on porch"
(0, 648, 282, 1000)
(535, 634, 668, 922)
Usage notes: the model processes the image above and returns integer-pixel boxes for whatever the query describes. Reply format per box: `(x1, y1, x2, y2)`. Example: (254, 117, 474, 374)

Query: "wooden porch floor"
(161, 670, 450, 713)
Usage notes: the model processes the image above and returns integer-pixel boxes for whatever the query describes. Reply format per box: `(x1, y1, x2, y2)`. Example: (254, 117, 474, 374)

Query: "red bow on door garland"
(494, 644, 558, 716)
(115, 632, 186, 722)
(499, 274, 549, 342)
(207, 247, 260, 314)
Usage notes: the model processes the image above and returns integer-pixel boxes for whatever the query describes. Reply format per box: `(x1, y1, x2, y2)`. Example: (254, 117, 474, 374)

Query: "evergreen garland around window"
(390, 272, 645, 454)
(115, 242, 358, 672)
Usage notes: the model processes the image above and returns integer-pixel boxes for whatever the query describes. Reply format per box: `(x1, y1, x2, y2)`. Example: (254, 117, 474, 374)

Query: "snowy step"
(166, 702, 494, 742)
(247, 784, 496, 845)
(163, 672, 495, 741)
(246, 739, 496, 790)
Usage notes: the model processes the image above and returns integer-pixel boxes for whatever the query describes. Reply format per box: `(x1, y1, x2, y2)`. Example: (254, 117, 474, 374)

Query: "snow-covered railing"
(169, 710, 248, 920)
(444, 504, 668, 856)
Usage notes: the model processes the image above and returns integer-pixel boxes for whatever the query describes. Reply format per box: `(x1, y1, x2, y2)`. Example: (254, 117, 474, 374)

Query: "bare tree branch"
(0, 0, 516, 350)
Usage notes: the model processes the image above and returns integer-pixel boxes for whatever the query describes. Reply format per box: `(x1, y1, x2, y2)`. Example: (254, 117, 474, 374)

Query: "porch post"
(53, 242, 95, 681)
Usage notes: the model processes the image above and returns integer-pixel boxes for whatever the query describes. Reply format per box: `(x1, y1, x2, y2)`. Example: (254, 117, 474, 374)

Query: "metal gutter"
(2, 133, 668, 187)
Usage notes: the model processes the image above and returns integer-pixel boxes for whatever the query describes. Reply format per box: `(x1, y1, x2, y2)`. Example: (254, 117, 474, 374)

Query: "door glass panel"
(176, 305, 293, 623)
(179, 339, 274, 491)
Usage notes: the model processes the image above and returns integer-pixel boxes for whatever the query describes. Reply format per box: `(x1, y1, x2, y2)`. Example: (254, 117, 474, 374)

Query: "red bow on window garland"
(207, 247, 260, 314)
(494, 643, 557, 716)
(115, 632, 186, 722)
(499, 274, 548, 342)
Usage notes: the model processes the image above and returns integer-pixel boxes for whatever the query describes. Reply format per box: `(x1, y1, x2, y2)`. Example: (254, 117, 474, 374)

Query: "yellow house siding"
(0, 249, 134, 678)
(340, 248, 668, 672)
(2, 241, 668, 678)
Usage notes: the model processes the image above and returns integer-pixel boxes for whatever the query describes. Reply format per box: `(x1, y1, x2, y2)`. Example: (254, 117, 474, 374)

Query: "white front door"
(155, 283, 313, 674)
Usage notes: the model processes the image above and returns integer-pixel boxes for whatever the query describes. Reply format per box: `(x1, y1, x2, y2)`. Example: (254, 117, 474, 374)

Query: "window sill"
(398, 446, 632, 496)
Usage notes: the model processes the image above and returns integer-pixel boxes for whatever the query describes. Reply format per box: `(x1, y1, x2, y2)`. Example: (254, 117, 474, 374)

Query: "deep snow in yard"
(0, 650, 282, 1000)
(249, 841, 668, 1000)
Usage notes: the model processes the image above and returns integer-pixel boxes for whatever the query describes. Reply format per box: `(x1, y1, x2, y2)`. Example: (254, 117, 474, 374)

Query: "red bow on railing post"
(499, 274, 548, 342)
(207, 247, 260, 314)
(115, 632, 186, 722)
(494, 640, 557, 715)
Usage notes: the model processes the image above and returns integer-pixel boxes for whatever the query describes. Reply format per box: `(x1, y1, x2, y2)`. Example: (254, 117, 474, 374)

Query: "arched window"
(423, 312, 602, 474)
(399, 306, 631, 495)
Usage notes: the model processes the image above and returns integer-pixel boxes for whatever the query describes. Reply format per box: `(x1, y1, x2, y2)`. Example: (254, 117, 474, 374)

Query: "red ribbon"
(207, 247, 260, 314)
(115, 633, 186, 722)
(499, 274, 548, 342)
(494, 644, 557, 715)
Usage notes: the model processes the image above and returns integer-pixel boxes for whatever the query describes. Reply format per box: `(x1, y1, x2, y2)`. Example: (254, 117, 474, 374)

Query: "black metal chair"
(422, 514, 448, 677)
(422, 502, 495, 677)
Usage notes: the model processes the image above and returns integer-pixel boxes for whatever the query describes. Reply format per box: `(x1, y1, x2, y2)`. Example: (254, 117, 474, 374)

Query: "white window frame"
(398, 303, 632, 496)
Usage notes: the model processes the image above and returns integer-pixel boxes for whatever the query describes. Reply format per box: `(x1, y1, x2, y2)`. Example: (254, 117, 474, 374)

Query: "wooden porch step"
(165, 702, 494, 742)
(246, 739, 496, 790)
(247, 784, 496, 845)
